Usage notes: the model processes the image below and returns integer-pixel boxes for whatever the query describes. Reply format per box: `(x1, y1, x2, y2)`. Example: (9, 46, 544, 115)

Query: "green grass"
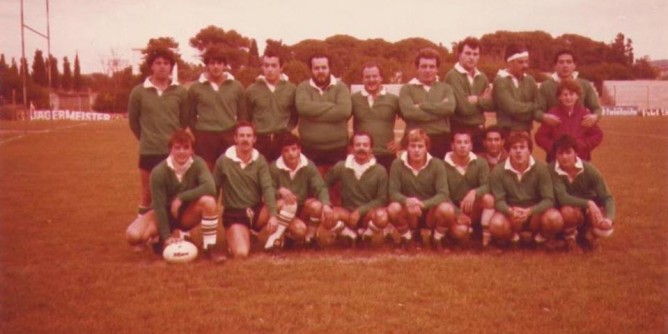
(0, 118, 666, 333)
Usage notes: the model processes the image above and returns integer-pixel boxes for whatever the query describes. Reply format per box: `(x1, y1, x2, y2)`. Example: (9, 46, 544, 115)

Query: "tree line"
(0, 27, 660, 112)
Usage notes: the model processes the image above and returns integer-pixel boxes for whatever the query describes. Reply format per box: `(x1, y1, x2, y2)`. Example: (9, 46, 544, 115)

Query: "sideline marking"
(0, 123, 88, 146)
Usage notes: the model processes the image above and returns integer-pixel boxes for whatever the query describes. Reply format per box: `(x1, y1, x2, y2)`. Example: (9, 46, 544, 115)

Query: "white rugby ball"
(162, 240, 198, 263)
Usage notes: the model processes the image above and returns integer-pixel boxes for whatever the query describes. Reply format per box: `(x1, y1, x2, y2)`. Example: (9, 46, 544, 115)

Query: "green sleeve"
(244, 86, 254, 123)
(178, 88, 189, 129)
(490, 167, 511, 215)
(258, 158, 277, 216)
(493, 78, 535, 118)
(236, 82, 249, 122)
(552, 173, 589, 209)
(419, 84, 455, 117)
(530, 164, 555, 215)
(325, 162, 342, 188)
(149, 168, 172, 242)
(212, 157, 225, 197)
(475, 160, 490, 197)
(187, 86, 198, 130)
(422, 162, 450, 209)
(590, 165, 615, 220)
(295, 83, 352, 121)
(399, 85, 441, 122)
(445, 72, 480, 118)
(582, 80, 603, 119)
(177, 160, 217, 202)
(389, 160, 408, 204)
(357, 168, 388, 216)
(535, 84, 549, 122)
(128, 87, 141, 139)
(308, 164, 331, 206)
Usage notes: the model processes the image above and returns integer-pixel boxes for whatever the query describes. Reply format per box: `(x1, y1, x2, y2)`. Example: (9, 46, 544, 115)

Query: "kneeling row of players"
(126, 125, 614, 262)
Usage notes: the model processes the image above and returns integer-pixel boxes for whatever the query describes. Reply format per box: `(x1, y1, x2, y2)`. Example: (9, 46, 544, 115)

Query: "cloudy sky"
(1, 0, 667, 74)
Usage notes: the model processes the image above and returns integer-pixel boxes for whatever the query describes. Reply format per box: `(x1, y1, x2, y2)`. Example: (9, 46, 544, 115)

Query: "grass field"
(0, 117, 666, 333)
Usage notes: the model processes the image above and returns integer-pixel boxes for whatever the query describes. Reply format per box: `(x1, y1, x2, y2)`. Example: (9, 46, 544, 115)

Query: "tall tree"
(73, 53, 83, 91)
(625, 38, 634, 65)
(0, 54, 7, 73)
(62, 56, 72, 91)
(31, 50, 48, 86)
(609, 33, 627, 64)
(48, 54, 60, 89)
(248, 39, 260, 67)
(189, 25, 251, 70)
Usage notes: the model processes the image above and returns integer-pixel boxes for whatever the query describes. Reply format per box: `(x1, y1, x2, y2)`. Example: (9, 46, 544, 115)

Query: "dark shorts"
(450, 120, 485, 154)
(139, 154, 169, 172)
(222, 206, 262, 231)
(302, 145, 347, 167)
(193, 129, 235, 165)
(255, 131, 292, 162)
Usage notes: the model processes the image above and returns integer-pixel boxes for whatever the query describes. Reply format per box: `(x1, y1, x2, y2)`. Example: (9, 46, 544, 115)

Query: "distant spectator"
(535, 79, 603, 162)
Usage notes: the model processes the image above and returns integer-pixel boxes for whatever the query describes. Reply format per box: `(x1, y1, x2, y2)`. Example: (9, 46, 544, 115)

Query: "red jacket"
(535, 105, 603, 162)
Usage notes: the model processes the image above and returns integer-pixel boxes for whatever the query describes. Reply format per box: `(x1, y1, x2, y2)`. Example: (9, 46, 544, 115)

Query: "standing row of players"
(125, 37, 613, 261)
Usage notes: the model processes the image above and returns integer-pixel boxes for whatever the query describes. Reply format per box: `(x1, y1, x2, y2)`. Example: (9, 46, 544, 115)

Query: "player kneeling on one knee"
(267, 133, 332, 249)
(125, 130, 225, 263)
(550, 135, 615, 250)
(214, 122, 280, 258)
(489, 131, 561, 246)
(324, 131, 390, 247)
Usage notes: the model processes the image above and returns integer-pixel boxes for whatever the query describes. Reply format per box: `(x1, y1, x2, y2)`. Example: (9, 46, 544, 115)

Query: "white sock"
(265, 224, 288, 249)
(331, 220, 345, 232)
(402, 231, 412, 240)
(433, 230, 445, 241)
(201, 216, 218, 249)
(341, 227, 357, 239)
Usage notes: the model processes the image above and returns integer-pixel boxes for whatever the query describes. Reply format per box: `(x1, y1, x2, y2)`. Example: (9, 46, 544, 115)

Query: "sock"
(511, 233, 520, 243)
(401, 231, 412, 240)
(178, 230, 190, 240)
(482, 230, 491, 246)
(201, 215, 218, 249)
(363, 220, 380, 237)
(433, 230, 445, 241)
(331, 220, 345, 232)
(534, 233, 546, 244)
(265, 222, 288, 249)
(341, 227, 357, 239)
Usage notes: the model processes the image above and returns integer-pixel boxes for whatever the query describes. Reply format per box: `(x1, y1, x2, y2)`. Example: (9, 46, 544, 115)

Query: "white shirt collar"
(555, 157, 584, 177)
(504, 155, 536, 181)
(257, 73, 290, 84)
(444, 152, 477, 175)
(454, 63, 481, 77)
(142, 77, 178, 96)
(198, 72, 235, 91)
(309, 75, 337, 94)
(360, 86, 387, 97)
(400, 151, 433, 176)
(344, 154, 377, 180)
(275, 153, 308, 179)
(497, 69, 525, 88)
(224, 146, 260, 169)
(361, 86, 387, 107)
(551, 71, 580, 82)
(166, 155, 194, 182)
(408, 77, 439, 92)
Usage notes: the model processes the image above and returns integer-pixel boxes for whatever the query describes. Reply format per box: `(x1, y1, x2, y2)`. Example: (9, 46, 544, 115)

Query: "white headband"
(506, 51, 529, 62)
